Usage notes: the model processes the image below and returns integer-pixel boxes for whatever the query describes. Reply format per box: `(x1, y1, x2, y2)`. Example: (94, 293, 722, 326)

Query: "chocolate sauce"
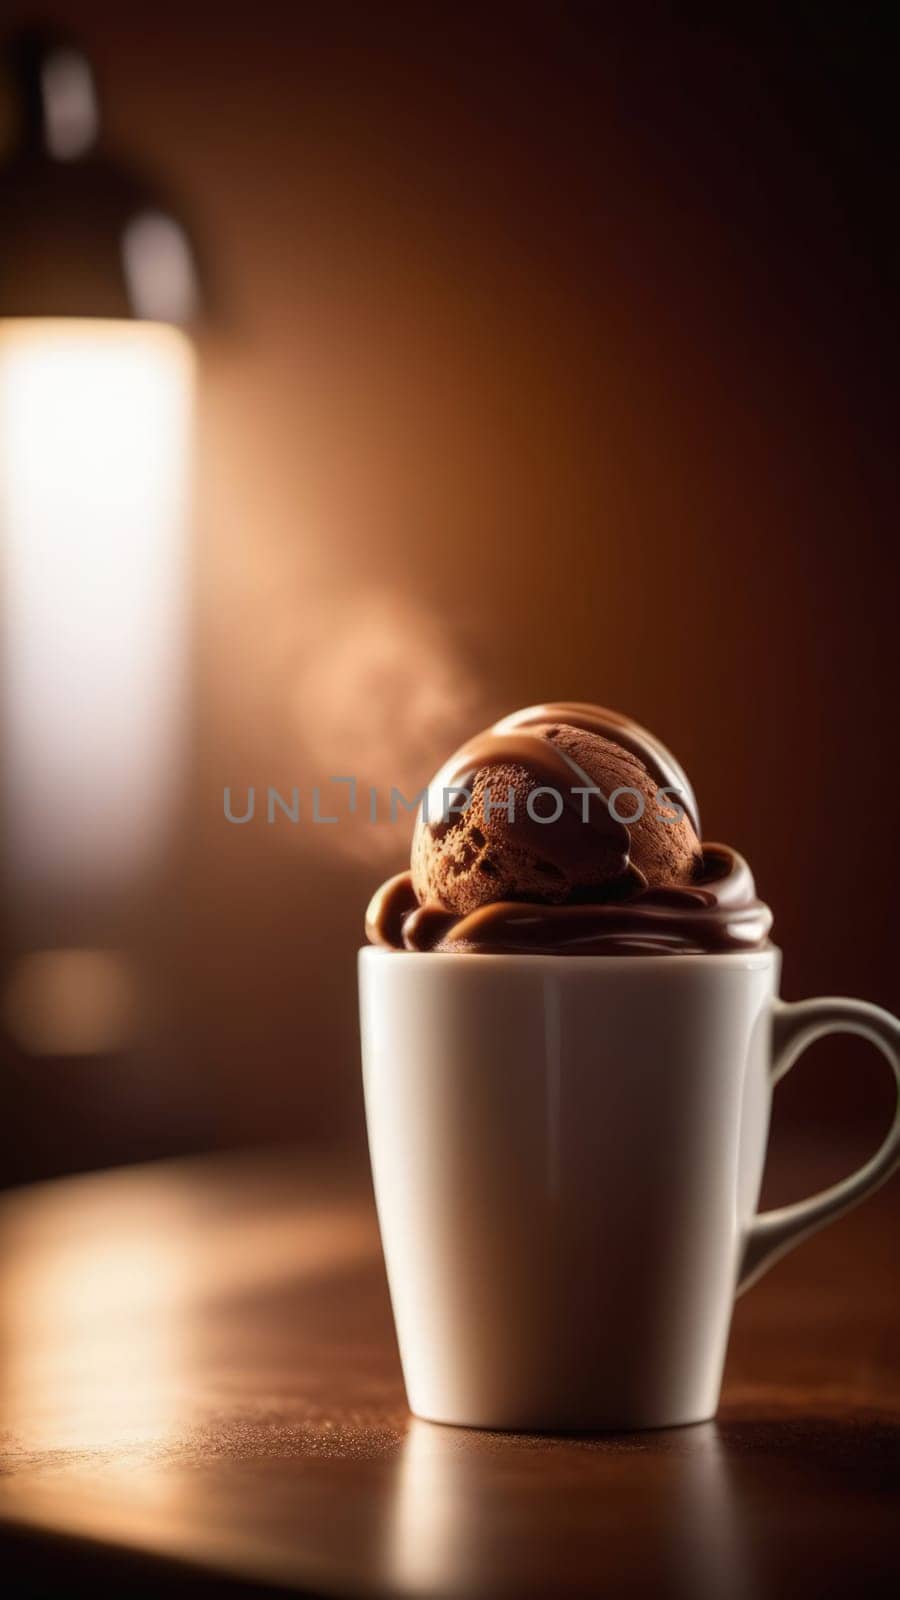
(366, 846, 772, 955)
(365, 705, 771, 956)
(492, 703, 701, 836)
(426, 726, 633, 876)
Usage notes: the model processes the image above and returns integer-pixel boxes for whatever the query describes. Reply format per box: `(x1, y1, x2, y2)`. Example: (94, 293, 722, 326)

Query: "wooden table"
(1, 1144, 897, 1597)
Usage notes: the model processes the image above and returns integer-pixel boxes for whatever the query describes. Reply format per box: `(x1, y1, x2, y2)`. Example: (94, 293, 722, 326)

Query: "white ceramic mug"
(359, 946, 900, 1431)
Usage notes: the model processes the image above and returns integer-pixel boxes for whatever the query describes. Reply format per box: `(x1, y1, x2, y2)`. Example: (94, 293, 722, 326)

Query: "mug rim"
(359, 943, 780, 972)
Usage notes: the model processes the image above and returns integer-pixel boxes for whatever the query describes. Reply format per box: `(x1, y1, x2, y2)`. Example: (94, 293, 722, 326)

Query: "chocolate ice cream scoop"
(411, 717, 701, 915)
(366, 702, 772, 955)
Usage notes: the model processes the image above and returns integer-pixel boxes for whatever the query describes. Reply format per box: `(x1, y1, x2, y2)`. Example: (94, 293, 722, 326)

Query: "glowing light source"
(0, 32, 202, 1059)
(0, 320, 193, 902)
(1, 320, 193, 1052)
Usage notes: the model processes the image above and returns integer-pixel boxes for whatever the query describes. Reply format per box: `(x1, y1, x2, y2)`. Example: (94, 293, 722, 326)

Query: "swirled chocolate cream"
(366, 702, 772, 955)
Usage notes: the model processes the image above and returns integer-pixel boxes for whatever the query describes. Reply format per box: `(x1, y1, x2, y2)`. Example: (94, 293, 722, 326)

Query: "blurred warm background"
(2, 2, 897, 1185)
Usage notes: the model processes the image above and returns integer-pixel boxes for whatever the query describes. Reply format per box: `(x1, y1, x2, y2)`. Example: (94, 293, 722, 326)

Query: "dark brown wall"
(3, 3, 898, 1182)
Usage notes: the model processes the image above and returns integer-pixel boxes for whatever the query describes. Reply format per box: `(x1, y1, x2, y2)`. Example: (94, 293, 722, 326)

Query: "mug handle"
(737, 997, 900, 1295)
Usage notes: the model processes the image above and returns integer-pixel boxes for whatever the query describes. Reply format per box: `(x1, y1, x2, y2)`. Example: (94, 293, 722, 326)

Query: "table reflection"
(0, 1158, 375, 1463)
(389, 1416, 759, 1600)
